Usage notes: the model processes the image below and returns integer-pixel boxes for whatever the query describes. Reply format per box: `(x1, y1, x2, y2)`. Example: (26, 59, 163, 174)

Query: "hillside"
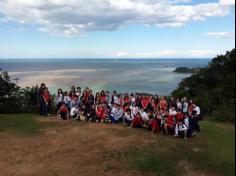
(0, 114, 235, 176)
(172, 49, 235, 123)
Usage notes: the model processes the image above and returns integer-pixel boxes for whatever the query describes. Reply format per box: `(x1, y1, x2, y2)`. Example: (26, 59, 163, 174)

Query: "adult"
(37, 83, 45, 115)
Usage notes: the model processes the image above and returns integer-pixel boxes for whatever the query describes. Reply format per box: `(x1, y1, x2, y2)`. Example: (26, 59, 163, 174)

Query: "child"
(70, 104, 80, 120)
(63, 91, 71, 111)
(149, 116, 160, 133)
(96, 104, 106, 122)
(174, 119, 188, 141)
(123, 93, 130, 105)
(57, 103, 69, 120)
(87, 104, 97, 122)
(163, 110, 175, 135)
(56, 88, 63, 111)
(124, 108, 133, 126)
(42, 87, 51, 116)
(100, 90, 107, 104)
(129, 112, 144, 128)
(159, 96, 168, 114)
(130, 103, 139, 119)
(140, 108, 149, 127)
(110, 104, 124, 124)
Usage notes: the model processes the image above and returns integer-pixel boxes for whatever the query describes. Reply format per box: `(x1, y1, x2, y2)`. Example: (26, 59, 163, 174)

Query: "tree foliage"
(0, 70, 39, 113)
(172, 49, 235, 123)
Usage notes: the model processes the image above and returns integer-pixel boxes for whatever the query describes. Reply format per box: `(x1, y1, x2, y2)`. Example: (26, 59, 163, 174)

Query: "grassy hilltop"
(0, 114, 234, 176)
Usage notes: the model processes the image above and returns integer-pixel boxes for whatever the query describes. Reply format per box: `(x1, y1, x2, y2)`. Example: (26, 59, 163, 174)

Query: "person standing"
(42, 87, 51, 116)
(37, 83, 45, 116)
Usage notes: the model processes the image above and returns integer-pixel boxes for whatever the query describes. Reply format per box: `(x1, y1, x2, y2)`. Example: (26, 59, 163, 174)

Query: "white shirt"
(177, 102, 182, 110)
(183, 102, 189, 113)
(169, 109, 177, 116)
(124, 112, 133, 121)
(194, 106, 200, 115)
(131, 106, 139, 117)
(70, 107, 79, 116)
(141, 111, 149, 121)
(64, 96, 71, 104)
(56, 94, 63, 104)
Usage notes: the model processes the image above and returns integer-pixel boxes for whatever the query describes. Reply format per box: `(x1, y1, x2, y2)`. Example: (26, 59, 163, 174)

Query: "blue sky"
(0, 0, 235, 58)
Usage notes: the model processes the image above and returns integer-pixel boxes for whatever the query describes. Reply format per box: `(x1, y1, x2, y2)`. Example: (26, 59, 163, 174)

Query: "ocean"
(0, 59, 210, 95)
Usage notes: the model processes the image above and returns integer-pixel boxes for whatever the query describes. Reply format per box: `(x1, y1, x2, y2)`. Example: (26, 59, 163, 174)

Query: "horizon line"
(0, 57, 211, 60)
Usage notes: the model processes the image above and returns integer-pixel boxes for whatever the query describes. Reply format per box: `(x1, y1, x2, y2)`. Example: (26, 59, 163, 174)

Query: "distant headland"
(173, 67, 202, 73)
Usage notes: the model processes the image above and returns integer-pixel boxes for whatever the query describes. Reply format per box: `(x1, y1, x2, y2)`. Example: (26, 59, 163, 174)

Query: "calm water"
(0, 59, 210, 95)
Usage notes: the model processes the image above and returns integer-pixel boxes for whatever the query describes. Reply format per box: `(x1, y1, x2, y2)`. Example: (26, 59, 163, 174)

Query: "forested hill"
(172, 49, 235, 123)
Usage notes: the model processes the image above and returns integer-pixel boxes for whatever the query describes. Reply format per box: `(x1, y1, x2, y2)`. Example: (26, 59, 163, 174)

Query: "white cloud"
(219, 0, 235, 7)
(205, 31, 235, 39)
(111, 49, 215, 58)
(0, 0, 234, 36)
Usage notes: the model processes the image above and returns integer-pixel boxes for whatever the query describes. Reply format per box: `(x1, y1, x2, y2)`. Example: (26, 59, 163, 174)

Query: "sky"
(0, 0, 235, 58)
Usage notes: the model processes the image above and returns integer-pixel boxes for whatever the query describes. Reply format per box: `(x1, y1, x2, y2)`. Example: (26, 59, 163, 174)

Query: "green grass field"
(0, 114, 57, 134)
(0, 114, 235, 176)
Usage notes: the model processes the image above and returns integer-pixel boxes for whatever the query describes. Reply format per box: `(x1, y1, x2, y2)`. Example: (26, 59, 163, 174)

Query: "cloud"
(0, 0, 234, 36)
(111, 49, 215, 58)
(205, 31, 235, 39)
(219, 0, 235, 7)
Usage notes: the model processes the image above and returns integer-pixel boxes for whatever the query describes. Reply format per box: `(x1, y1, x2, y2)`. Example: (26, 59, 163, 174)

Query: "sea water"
(0, 58, 210, 95)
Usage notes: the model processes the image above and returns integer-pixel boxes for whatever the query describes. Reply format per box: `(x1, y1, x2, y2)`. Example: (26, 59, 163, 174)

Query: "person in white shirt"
(63, 91, 71, 110)
(110, 104, 124, 123)
(174, 120, 188, 141)
(193, 104, 200, 115)
(140, 108, 149, 127)
(169, 107, 177, 116)
(130, 103, 139, 118)
(124, 108, 133, 126)
(182, 97, 189, 113)
(70, 105, 80, 120)
(56, 88, 63, 110)
(176, 98, 182, 111)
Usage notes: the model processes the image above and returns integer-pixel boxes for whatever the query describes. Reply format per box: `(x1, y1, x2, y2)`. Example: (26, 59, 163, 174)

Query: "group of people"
(38, 83, 202, 141)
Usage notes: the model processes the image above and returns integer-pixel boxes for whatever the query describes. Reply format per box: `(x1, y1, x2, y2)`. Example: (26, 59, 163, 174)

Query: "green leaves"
(172, 49, 235, 123)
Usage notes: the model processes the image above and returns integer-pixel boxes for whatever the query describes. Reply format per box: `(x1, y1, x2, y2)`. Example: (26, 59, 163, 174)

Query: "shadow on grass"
(0, 114, 59, 134)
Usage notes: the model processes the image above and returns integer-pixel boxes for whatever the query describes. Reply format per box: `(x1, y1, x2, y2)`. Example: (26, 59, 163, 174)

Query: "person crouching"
(70, 104, 80, 120)
(57, 103, 69, 120)
(174, 119, 188, 141)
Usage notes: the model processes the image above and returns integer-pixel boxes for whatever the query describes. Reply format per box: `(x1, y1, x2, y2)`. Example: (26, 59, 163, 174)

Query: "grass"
(0, 114, 57, 134)
(105, 121, 235, 176)
(0, 114, 234, 175)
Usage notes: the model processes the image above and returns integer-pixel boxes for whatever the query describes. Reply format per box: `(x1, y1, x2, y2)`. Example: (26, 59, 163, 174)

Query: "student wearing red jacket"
(96, 104, 106, 122)
(100, 90, 107, 104)
(129, 112, 144, 128)
(160, 96, 168, 114)
(164, 111, 175, 134)
(57, 103, 69, 120)
(176, 111, 185, 122)
(123, 93, 130, 105)
(149, 117, 160, 133)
